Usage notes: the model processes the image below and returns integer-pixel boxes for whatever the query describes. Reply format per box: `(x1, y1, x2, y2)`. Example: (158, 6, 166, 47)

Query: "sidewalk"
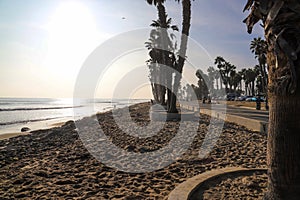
(180, 101, 269, 134)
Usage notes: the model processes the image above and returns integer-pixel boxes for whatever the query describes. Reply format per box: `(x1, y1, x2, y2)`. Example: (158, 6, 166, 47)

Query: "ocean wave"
(0, 106, 82, 112)
(0, 117, 66, 126)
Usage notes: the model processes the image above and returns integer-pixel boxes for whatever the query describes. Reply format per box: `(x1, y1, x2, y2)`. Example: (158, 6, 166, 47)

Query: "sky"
(0, 0, 264, 98)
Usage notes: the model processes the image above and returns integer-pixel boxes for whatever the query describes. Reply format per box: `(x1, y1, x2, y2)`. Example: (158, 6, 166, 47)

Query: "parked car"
(255, 96, 265, 102)
(245, 96, 265, 102)
(237, 95, 251, 101)
(226, 93, 237, 101)
(245, 96, 255, 101)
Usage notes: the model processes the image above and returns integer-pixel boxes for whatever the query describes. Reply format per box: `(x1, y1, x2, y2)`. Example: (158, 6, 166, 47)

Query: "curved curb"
(167, 167, 267, 200)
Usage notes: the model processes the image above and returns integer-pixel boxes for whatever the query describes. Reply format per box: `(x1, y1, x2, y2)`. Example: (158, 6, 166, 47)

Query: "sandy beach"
(0, 132, 31, 141)
(0, 102, 267, 199)
(0, 117, 75, 140)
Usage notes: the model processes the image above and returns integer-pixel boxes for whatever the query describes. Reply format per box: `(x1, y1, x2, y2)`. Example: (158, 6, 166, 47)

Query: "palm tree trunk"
(216, 78, 219, 90)
(264, 28, 300, 199)
(259, 63, 269, 110)
(256, 1, 300, 199)
(176, 0, 191, 74)
(156, 2, 168, 106)
(219, 78, 222, 90)
(250, 81, 254, 96)
(169, 0, 191, 113)
(265, 96, 300, 199)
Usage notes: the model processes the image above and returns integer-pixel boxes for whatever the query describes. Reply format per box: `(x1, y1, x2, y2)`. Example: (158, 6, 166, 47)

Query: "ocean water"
(0, 98, 147, 134)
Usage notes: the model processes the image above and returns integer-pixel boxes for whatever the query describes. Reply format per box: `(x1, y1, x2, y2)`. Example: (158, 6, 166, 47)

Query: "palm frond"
(243, 0, 253, 12)
(146, 0, 153, 5)
(150, 20, 161, 27)
(171, 25, 179, 31)
(167, 18, 172, 25)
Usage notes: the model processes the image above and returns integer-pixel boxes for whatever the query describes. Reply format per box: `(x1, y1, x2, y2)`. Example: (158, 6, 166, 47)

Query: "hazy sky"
(0, 0, 264, 98)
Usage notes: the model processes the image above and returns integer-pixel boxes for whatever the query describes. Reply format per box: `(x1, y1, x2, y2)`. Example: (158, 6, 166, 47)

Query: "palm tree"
(247, 68, 258, 96)
(207, 66, 216, 95)
(229, 70, 236, 92)
(146, 0, 170, 106)
(146, 0, 167, 28)
(214, 56, 226, 91)
(145, 18, 178, 105)
(147, 0, 192, 113)
(244, 1, 300, 199)
(250, 37, 269, 109)
(229, 70, 242, 94)
(167, 0, 191, 113)
(237, 70, 244, 92)
(214, 56, 236, 93)
(214, 69, 220, 90)
(250, 37, 268, 86)
(240, 68, 249, 95)
(214, 56, 226, 90)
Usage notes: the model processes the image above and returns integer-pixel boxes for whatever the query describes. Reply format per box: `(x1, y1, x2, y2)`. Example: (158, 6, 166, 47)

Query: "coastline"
(0, 132, 31, 141)
(0, 102, 267, 199)
(0, 98, 149, 140)
(0, 117, 75, 140)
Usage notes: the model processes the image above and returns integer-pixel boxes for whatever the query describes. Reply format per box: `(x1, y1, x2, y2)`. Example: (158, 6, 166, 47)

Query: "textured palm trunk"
(157, 2, 168, 106)
(266, 96, 300, 199)
(243, 0, 300, 199)
(260, 62, 269, 109)
(169, 0, 191, 113)
(264, 29, 300, 200)
(259, 63, 267, 93)
(251, 80, 255, 96)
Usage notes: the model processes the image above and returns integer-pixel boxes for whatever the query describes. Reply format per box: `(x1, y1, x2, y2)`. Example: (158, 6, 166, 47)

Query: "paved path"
(180, 101, 269, 134)
(202, 103, 268, 123)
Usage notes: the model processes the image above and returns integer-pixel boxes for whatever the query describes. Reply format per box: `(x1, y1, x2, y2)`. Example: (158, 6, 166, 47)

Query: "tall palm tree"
(214, 56, 226, 90)
(250, 37, 268, 86)
(250, 37, 269, 109)
(214, 56, 236, 93)
(237, 70, 244, 92)
(244, 1, 300, 199)
(229, 70, 236, 92)
(146, 0, 167, 28)
(214, 69, 221, 90)
(229, 70, 242, 93)
(240, 68, 249, 95)
(147, 0, 192, 113)
(168, 0, 191, 113)
(244, 68, 257, 96)
(207, 66, 216, 95)
(145, 18, 178, 105)
(146, 0, 169, 106)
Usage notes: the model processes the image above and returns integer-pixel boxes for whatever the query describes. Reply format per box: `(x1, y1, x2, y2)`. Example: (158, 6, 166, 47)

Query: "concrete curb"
(200, 108, 268, 134)
(181, 104, 268, 134)
(167, 167, 267, 200)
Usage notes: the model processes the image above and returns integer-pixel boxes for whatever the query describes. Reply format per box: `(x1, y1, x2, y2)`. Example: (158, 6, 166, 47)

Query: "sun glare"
(45, 1, 99, 78)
